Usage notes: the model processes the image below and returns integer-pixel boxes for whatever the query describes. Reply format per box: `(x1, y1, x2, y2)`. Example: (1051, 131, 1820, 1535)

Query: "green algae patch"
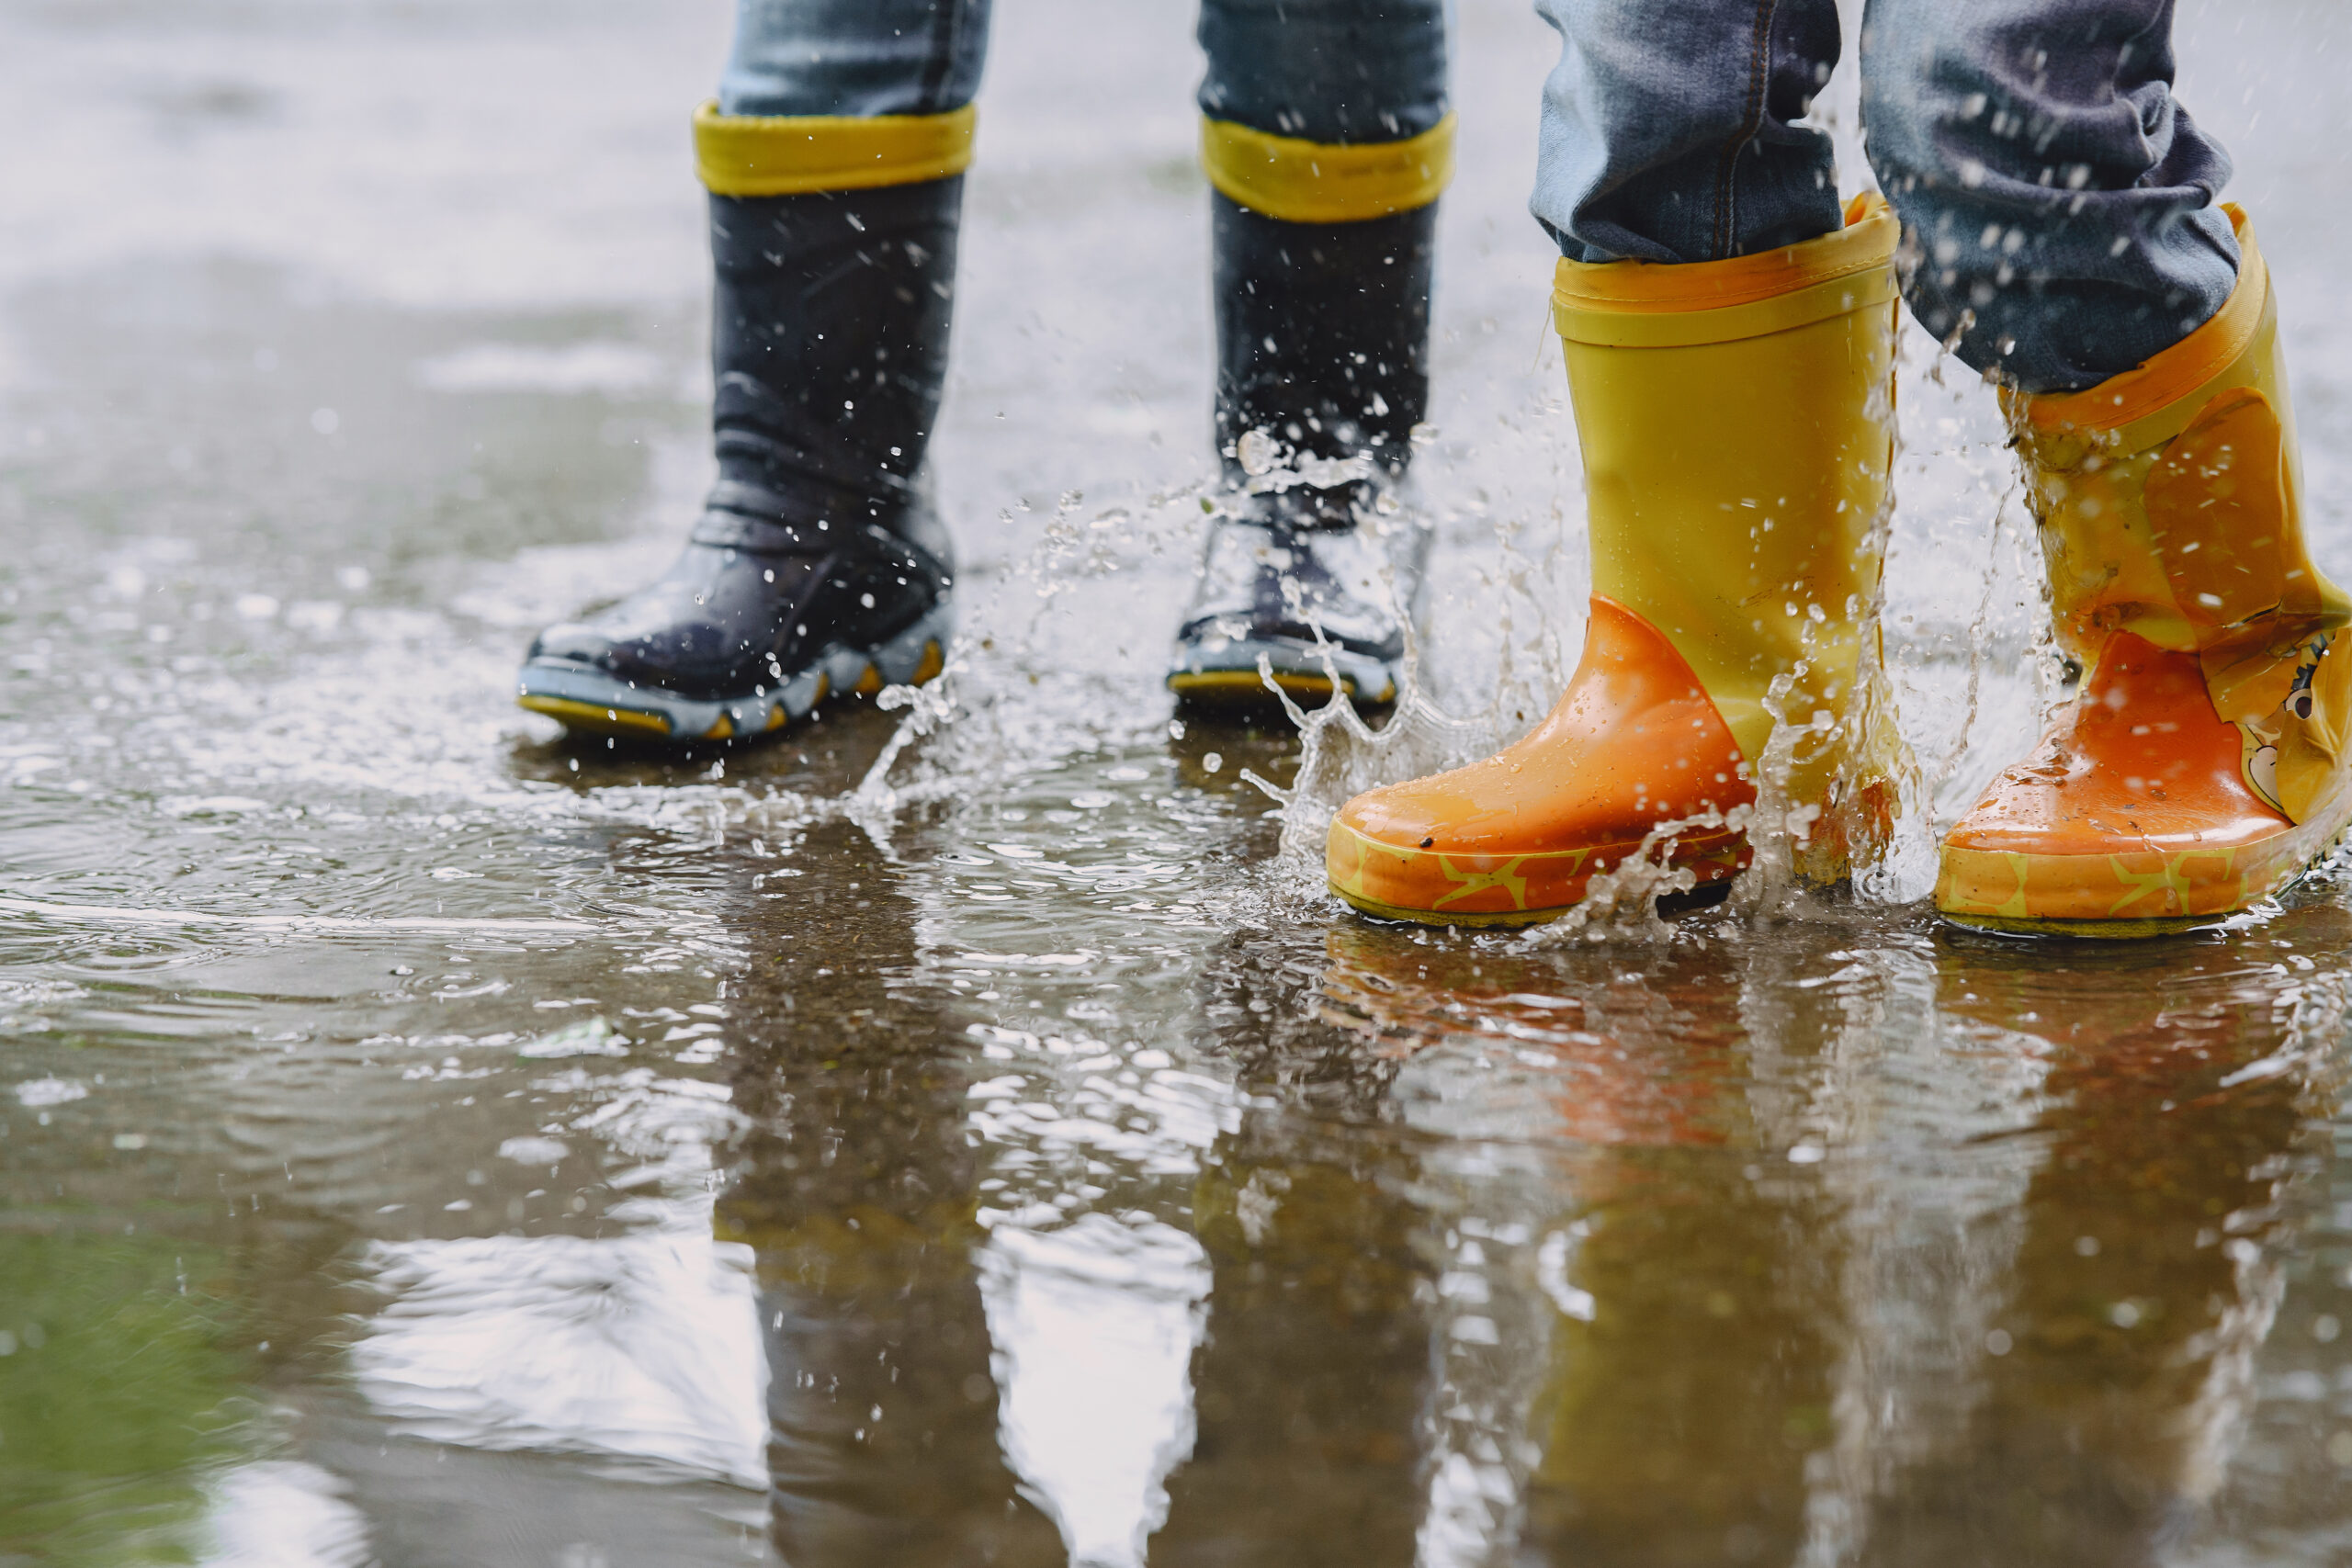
(0, 1234, 251, 1566)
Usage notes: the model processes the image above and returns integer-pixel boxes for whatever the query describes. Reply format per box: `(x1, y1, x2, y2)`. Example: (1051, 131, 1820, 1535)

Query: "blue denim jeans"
(718, 0, 1448, 143)
(1532, 0, 2240, 391)
(719, 0, 2224, 392)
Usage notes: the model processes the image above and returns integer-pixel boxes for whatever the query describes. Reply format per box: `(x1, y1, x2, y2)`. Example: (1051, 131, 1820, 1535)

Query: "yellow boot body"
(1328, 195, 1904, 924)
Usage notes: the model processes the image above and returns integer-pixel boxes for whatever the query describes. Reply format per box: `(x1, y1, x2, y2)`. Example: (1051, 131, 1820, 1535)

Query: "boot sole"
(1938, 910, 2226, 941)
(1327, 819, 1746, 926)
(1332, 877, 1736, 928)
(1935, 798, 2352, 938)
(516, 602, 952, 745)
(1330, 884, 1575, 928)
(1167, 637, 1398, 711)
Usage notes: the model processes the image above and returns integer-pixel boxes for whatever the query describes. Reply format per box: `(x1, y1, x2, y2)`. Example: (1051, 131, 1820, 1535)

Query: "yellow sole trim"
(1934, 840, 2271, 928)
(694, 101, 976, 197)
(1329, 881, 1575, 929)
(911, 639, 945, 685)
(1327, 818, 1747, 923)
(518, 694, 673, 738)
(1200, 114, 1453, 224)
(1169, 669, 1399, 707)
(1170, 668, 1341, 700)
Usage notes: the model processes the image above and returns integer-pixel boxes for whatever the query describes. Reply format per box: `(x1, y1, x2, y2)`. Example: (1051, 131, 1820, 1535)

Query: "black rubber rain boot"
(1168, 194, 1438, 712)
(519, 178, 961, 744)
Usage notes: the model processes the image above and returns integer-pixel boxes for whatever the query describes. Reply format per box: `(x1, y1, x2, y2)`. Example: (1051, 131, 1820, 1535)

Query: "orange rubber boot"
(1328, 599, 1752, 923)
(1328, 195, 1903, 925)
(1938, 207, 2352, 937)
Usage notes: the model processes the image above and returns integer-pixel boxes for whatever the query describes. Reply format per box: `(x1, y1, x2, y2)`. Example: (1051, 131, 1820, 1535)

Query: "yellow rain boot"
(1327, 194, 1902, 925)
(1938, 207, 2352, 936)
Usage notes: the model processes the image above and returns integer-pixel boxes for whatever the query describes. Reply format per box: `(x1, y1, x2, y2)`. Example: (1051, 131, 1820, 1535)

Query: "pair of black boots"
(517, 177, 1434, 743)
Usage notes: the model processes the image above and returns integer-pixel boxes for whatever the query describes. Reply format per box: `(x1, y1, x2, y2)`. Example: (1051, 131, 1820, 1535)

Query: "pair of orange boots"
(1329, 196, 2352, 936)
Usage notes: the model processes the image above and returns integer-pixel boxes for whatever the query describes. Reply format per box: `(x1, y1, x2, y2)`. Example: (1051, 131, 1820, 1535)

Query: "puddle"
(6, 1, 2352, 1565)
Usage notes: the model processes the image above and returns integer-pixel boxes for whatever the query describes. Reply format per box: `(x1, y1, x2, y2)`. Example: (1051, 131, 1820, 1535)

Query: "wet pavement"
(8, 0, 2352, 1564)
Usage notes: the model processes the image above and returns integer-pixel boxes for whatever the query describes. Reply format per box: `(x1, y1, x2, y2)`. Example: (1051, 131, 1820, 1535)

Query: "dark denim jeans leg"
(1859, 0, 2238, 391)
(1529, 0, 1845, 263)
(1197, 0, 1450, 143)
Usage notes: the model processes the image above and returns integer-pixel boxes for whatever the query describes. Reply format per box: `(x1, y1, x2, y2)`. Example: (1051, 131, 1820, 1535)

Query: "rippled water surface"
(8, 1, 2352, 1564)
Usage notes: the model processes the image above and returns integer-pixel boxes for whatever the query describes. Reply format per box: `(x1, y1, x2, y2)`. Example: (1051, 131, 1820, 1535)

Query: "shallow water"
(8, 0, 2352, 1564)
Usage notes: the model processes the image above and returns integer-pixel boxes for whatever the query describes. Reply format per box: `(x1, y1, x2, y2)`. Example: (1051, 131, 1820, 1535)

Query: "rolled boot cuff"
(1200, 114, 1453, 224)
(2009, 206, 2351, 730)
(1553, 192, 1897, 348)
(695, 100, 977, 196)
(2016, 204, 2267, 450)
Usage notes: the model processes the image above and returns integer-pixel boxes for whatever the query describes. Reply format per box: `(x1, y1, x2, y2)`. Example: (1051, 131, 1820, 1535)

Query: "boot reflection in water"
(1311, 912, 2326, 1563)
(1153, 1128, 1435, 1567)
(516, 0, 1451, 739)
(1859, 921, 2328, 1564)
(716, 821, 1060, 1566)
(1153, 931, 1441, 1565)
(1313, 925, 1855, 1565)
(1331, 0, 2351, 934)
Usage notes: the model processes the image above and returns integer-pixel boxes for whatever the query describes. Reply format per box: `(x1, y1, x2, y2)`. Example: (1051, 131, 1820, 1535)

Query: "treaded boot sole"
(1938, 911, 2227, 941)
(1329, 886, 1575, 929)
(1167, 636, 1399, 711)
(517, 601, 952, 744)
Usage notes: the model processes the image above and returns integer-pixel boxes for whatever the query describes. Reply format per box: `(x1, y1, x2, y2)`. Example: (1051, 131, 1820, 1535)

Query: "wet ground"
(8, 0, 2352, 1563)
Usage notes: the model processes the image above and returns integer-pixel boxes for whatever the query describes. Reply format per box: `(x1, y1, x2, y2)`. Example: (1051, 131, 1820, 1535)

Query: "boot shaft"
(2013, 207, 2347, 731)
(691, 102, 975, 541)
(1212, 194, 1434, 507)
(707, 177, 963, 536)
(1552, 194, 1901, 801)
(1200, 113, 1452, 524)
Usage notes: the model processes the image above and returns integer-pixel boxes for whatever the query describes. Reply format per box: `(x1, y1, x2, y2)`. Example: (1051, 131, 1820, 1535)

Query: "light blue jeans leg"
(1859, 0, 2238, 392)
(718, 0, 990, 118)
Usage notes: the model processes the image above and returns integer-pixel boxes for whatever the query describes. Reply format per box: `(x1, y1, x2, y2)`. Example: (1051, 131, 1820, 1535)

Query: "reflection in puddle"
(982, 1216, 1209, 1567)
(199, 1461, 371, 1568)
(355, 1223, 769, 1488)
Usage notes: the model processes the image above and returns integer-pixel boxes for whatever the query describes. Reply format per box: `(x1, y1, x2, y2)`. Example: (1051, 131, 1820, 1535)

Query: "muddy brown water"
(7, 0, 2352, 1564)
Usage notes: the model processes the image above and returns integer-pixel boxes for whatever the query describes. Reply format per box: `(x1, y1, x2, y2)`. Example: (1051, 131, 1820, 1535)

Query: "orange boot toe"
(1327, 598, 1752, 925)
(1937, 634, 2303, 936)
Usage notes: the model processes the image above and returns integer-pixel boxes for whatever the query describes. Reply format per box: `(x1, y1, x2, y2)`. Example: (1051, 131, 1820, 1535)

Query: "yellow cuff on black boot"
(1199, 114, 1453, 223)
(694, 100, 977, 196)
